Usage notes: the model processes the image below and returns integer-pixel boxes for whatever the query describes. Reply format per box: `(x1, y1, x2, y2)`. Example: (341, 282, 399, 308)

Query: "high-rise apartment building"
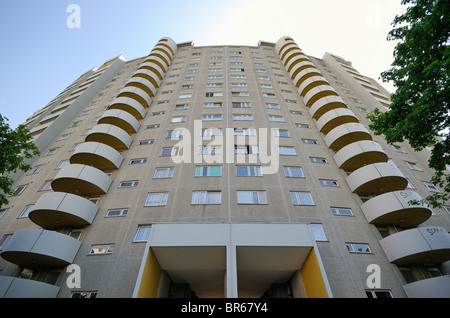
(0, 36, 449, 298)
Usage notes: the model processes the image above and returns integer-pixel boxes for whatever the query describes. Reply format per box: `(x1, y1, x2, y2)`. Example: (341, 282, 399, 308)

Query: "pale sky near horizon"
(0, 0, 407, 129)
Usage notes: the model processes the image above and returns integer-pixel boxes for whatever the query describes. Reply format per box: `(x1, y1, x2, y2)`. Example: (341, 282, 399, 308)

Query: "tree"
(368, 0, 449, 208)
(0, 114, 40, 206)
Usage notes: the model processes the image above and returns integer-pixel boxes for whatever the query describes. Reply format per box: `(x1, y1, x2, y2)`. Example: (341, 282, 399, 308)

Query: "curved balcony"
(0, 276, 60, 298)
(279, 43, 299, 61)
(292, 68, 322, 88)
(109, 97, 147, 120)
(148, 51, 171, 68)
(303, 85, 338, 107)
(286, 54, 309, 73)
(28, 192, 99, 229)
(275, 36, 296, 53)
(98, 109, 140, 134)
(324, 122, 372, 150)
(289, 60, 316, 80)
(70, 141, 123, 171)
(152, 43, 175, 61)
(316, 108, 359, 133)
(138, 61, 165, 81)
(142, 55, 168, 73)
(132, 69, 161, 92)
(154, 39, 177, 60)
(85, 124, 132, 150)
(403, 275, 450, 298)
(361, 190, 432, 227)
(0, 228, 81, 268)
(117, 86, 151, 108)
(125, 77, 156, 99)
(308, 95, 348, 119)
(346, 162, 408, 195)
(380, 226, 450, 265)
(298, 75, 329, 97)
(51, 164, 112, 196)
(334, 140, 388, 170)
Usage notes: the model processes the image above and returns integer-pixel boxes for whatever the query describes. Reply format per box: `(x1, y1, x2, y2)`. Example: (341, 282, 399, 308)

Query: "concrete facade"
(0, 36, 449, 298)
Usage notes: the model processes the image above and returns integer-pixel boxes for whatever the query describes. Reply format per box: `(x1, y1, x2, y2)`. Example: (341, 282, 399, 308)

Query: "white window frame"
(144, 192, 168, 207)
(191, 191, 222, 204)
(237, 191, 267, 205)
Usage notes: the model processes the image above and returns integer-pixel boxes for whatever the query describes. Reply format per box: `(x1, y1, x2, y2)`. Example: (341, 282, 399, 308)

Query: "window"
(106, 208, 128, 217)
(201, 128, 222, 137)
(232, 102, 251, 108)
(309, 224, 327, 241)
(266, 103, 280, 109)
(406, 161, 421, 171)
(119, 180, 139, 188)
(283, 167, 304, 178)
(146, 124, 160, 129)
(274, 129, 290, 137)
(13, 185, 27, 196)
(198, 145, 222, 155)
(237, 191, 267, 204)
(144, 193, 168, 206)
(231, 92, 249, 97)
(139, 139, 154, 145)
(204, 102, 223, 108)
(153, 167, 174, 179)
(191, 191, 222, 204)
(195, 166, 222, 177)
(392, 145, 404, 153)
(290, 192, 314, 206)
(44, 148, 58, 156)
(28, 164, 44, 175)
(38, 180, 52, 191)
(302, 138, 318, 144)
(263, 93, 275, 98)
(233, 114, 253, 121)
(269, 115, 284, 122)
(0, 234, 13, 250)
(423, 182, 439, 193)
(55, 160, 70, 170)
(166, 130, 183, 139)
(19, 204, 34, 218)
(234, 128, 256, 136)
(331, 207, 353, 216)
(236, 165, 262, 177)
(133, 225, 152, 242)
(310, 157, 327, 163)
(319, 179, 339, 187)
(70, 121, 81, 128)
(57, 133, 71, 141)
(161, 147, 177, 157)
(290, 110, 303, 115)
(71, 291, 98, 298)
(171, 116, 186, 123)
(235, 145, 258, 155)
(0, 208, 7, 221)
(130, 158, 147, 165)
(206, 92, 223, 97)
(346, 243, 372, 253)
(175, 104, 189, 110)
(278, 146, 296, 156)
(296, 123, 310, 128)
(365, 290, 392, 298)
(202, 114, 222, 121)
(89, 244, 115, 255)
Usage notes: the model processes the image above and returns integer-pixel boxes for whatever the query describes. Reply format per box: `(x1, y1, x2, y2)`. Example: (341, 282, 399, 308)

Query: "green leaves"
(0, 114, 40, 206)
(369, 0, 449, 208)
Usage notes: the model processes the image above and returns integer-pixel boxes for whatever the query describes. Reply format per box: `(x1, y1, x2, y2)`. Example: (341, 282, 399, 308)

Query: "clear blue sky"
(0, 0, 407, 129)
